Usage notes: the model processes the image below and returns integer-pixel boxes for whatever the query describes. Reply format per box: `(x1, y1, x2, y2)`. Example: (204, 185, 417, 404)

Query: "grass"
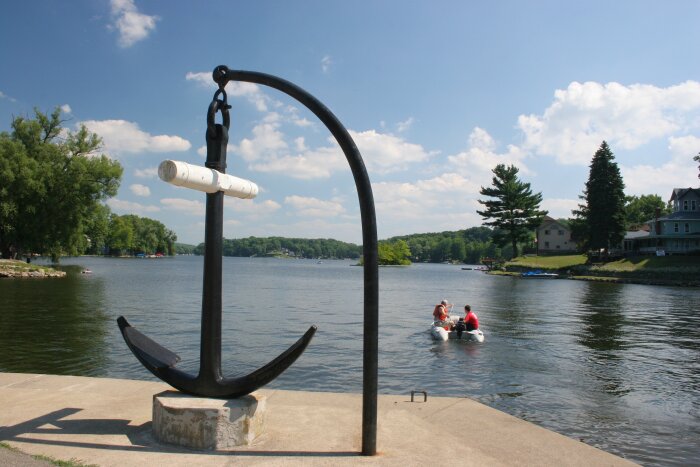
(594, 256, 700, 272)
(0, 259, 64, 277)
(0, 442, 97, 467)
(500, 253, 700, 286)
(506, 254, 700, 272)
(506, 254, 587, 270)
(0, 259, 54, 272)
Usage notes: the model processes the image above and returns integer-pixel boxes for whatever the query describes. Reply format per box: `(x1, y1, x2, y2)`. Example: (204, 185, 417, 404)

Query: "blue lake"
(1, 255, 699, 465)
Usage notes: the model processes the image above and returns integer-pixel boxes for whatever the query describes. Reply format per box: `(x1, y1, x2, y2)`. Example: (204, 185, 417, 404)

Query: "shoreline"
(487, 270, 700, 287)
(0, 259, 66, 278)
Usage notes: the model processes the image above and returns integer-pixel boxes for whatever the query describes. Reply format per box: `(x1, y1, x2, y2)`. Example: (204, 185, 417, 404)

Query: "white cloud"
(0, 91, 16, 102)
(225, 199, 281, 215)
(540, 198, 580, 219)
(186, 71, 271, 111)
(396, 117, 415, 133)
(351, 130, 436, 173)
(110, 0, 159, 48)
(284, 195, 345, 218)
(129, 183, 151, 197)
(372, 172, 485, 237)
(230, 116, 435, 179)
(81, 120, 191, 155)
(618, 135, 700, 196)
(134, 167, 158, 178)
(161, 198, 205, 216)
(249, 146, 346, 179)
(234, 116, 288, 163)
(107, 198, 160, 214)
(448, 127, 529, 176)
(60, 104, 72, 114)
(321, 55, 332, 73)
(518, 80, 700, 165)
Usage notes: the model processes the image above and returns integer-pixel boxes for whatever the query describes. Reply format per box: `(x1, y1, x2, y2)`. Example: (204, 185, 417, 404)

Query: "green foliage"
(0, 109, 123, 260)
(387, 227, 503, 263)
(573, 142, 626, 252)
(105, 214, 177, 256)
(477, 164, 547, 258)
(174, 243, 196, 254)
(194, 236, 362, 259)
(624, 194, 670, 228)
(378, 239, 411, 265)
(192, 228, 511, 264)
(694, 152, 700, 179)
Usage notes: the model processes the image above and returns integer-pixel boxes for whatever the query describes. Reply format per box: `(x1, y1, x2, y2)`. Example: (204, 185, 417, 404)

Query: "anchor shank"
(200, 123, 228, 382)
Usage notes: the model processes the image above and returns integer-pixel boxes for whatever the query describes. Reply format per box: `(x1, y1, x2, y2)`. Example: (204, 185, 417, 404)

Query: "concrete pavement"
(0, 373, 637, 466)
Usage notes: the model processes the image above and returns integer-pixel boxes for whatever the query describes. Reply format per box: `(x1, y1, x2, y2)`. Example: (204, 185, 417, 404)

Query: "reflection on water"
(0, 265, 108, 375)
(578, 282, 627, 354)
(0, 256, 699, 466)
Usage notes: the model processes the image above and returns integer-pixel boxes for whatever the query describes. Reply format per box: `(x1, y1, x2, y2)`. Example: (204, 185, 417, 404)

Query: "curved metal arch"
(213, 66, 378, 455)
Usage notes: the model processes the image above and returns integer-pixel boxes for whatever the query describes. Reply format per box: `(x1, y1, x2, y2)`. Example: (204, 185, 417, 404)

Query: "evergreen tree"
(694, 152, 700, 180)
(573, 141, 626, 253)
(477, 164, 547, 258)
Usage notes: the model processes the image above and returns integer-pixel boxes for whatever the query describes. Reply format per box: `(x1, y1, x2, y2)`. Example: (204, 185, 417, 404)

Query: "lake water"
(1, 255, 699, 465)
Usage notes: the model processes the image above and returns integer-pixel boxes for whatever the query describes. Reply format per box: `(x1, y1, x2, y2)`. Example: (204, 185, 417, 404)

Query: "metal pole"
(214, 66, 379, 455)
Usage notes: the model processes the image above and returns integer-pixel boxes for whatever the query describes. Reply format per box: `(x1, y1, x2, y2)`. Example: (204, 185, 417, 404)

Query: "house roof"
(538, 216, 569, 230)
(670, 187, 700, 202)
(661, 211, 700, 221)
(624, 230, 650, 240)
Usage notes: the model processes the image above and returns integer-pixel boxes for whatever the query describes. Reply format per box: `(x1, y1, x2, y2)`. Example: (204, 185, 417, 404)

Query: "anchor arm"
(214, 66, 379, 455)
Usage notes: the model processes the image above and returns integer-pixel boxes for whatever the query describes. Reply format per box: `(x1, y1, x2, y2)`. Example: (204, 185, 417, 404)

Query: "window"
(544, 229, 550, 235)
(693, 200, 697, 211)
(558, 230, 564, 235)
(684, 200, 689, 211)
(544, 241, 550, 248)
(685, 223, 690, 233)
(674, 223, 679, 233)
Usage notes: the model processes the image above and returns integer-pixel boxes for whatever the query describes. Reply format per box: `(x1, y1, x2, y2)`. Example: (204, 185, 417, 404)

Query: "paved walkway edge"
(0, 373, 637, 466)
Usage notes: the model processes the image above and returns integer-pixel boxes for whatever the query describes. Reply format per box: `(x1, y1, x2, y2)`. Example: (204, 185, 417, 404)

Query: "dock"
(0, 373, 636, 466)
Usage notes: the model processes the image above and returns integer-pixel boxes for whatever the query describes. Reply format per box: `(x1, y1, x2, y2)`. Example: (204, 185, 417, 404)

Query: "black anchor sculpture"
(118, 66, 379, 455)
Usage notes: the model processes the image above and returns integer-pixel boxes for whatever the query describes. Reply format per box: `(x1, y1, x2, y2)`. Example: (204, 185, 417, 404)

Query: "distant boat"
(81, 268, 92, 274)
(521, 270, 558, 279)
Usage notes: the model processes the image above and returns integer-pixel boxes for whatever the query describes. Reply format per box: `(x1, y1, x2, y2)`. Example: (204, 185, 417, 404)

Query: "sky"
(1, 1, 699, 245)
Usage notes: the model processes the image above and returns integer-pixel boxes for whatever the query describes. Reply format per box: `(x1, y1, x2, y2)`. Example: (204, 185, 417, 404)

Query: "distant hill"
(190, 227, 506, 264)
(174, 243, 197, 255)
(193, 236, 362, 259)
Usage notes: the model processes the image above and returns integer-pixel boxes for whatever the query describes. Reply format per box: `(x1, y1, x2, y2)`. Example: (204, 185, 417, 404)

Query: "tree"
(573, 141, 626, 253)
(377, 240, 411, 265)
(0, 109, 123, 260)
(477, 164, 547, 258)
(694, 152, 700, 179)
(624, 194, 670, 229)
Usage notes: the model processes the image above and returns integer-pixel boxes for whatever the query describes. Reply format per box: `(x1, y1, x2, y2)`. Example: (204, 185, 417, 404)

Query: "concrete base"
(152, 391, 266, 450)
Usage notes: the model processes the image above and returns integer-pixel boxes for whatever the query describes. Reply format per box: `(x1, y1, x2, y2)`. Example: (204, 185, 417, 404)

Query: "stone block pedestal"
(152, 391, 266, 450)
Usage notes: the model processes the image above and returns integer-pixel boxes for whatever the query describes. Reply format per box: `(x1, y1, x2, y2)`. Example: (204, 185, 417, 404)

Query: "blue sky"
(2, 1, 699, 245)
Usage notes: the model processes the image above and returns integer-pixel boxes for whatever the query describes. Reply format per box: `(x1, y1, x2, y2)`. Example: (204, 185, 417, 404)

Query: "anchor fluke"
(118, 316, 317, 399)
(117, 316, 181, 369)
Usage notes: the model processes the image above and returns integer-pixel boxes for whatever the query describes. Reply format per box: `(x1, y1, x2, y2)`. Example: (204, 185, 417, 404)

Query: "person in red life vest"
(463, 304, 479, 331)
(433, 299, 453, 329)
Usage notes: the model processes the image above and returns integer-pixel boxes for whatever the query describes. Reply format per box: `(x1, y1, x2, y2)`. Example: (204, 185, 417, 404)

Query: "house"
(623, 187, 700, 255)
(536, 216, 576, 254)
